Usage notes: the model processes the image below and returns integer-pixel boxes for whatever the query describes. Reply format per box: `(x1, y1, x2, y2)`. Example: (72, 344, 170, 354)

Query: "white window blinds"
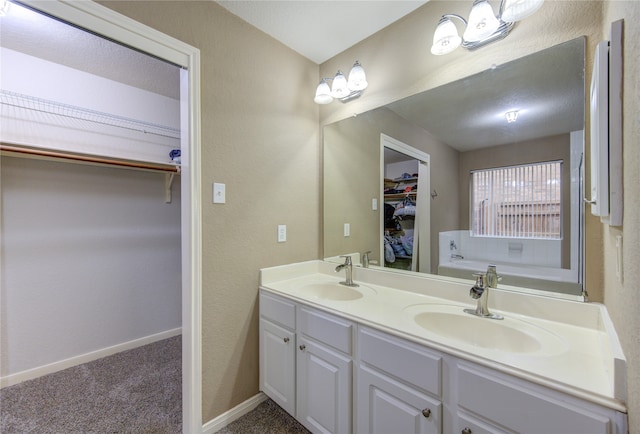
(471, 161, 562, 239)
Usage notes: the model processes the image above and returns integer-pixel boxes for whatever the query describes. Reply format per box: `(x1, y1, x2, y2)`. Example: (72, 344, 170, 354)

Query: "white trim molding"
(0, 328, 182, 389)
(202, 393, 269, 434)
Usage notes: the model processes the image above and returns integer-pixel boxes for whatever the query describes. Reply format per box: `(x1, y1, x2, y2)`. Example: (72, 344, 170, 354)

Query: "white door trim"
(17, 1, 203, 432)
(380, 134, 431, 273)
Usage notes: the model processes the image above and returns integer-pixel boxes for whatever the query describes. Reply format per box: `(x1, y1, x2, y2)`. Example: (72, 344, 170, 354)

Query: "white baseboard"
(202, 392, 268, 434)
(0, 327, 182, 389)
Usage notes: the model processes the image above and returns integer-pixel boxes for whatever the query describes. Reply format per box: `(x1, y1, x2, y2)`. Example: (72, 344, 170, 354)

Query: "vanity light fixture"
(431, 0, 544, 55)
(0, 0, 10, 16)
(314, 60, 368, 104)
(505, 110, 519, 123)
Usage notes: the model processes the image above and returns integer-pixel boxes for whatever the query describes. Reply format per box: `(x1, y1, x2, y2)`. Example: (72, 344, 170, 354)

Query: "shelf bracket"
(165, 172, 176, 203)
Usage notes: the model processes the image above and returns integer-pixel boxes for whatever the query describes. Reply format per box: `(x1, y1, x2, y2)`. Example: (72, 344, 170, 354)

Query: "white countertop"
(259, 260, 627, 413)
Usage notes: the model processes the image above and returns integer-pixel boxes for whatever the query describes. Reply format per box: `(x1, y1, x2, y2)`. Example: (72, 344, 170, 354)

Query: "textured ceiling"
(0, 2, 181, 99)
(386, 37, 585, 151)
(215, 1, 429, 64)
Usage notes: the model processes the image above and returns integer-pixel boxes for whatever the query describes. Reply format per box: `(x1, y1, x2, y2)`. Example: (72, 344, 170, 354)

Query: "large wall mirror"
(323, 37, 586, 299)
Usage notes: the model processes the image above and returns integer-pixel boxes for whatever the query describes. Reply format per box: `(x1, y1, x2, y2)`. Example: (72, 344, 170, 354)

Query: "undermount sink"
(405, 304, 567, 355)
(298, 282, 376, 301)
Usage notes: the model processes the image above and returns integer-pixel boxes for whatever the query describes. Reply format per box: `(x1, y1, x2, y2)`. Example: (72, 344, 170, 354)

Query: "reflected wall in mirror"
(323, 37, 585, 298)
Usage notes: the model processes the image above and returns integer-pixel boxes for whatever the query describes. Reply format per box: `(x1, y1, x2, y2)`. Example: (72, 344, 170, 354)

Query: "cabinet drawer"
(260, 291, 296, 329)
(359, 327, 442, 398)
(298, 305, 354, 355)
(456, 412, 510, 434)
(457, 364, 613, 434)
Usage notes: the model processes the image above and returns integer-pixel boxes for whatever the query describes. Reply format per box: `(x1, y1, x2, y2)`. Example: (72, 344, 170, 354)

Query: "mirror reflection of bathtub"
(438, 230, 581, 295)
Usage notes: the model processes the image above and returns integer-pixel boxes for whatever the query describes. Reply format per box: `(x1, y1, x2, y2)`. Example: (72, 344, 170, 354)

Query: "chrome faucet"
(463, 270, 503, 320)
(362, 251, 371, 268)
(335, 256, 359, 287)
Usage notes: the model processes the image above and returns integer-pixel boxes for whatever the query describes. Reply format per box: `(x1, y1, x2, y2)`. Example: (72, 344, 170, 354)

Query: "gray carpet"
(215, 399, 310, 434)
(0, 335, 182, 434)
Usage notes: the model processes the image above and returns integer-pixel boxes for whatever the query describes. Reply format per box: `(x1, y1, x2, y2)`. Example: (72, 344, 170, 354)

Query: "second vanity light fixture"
(431, 0, 544, 55)
(314, 61, 368, 104)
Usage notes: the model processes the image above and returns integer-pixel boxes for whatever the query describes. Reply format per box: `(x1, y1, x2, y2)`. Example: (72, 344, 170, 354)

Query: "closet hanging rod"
(0, 144, 180, 174)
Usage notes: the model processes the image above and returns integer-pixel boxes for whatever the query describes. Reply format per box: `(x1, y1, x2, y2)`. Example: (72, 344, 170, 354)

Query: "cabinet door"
(259, 318, 296, 415)
(456, 363, 616, 434)
(297, 338, 352, 434)
(357, 365, 441, 434)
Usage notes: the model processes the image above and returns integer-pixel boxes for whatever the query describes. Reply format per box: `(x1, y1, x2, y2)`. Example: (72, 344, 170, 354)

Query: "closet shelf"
(384, 192, 417, 200)
(0, 143, 180, 173)
(1, 90, 181, 140)
(1, 144, 180, 203)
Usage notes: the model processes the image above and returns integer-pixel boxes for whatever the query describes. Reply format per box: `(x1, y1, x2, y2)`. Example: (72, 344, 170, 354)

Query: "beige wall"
(100, 1, 320, 423)
(602, 1, 640, 431)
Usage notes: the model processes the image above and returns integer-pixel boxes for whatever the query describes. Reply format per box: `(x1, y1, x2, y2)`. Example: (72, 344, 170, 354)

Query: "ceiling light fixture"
(314, 61, 368, 104)
(505, 110, 519, 123)
(0, 0, 10, 17)
(431, 0, 544, 55)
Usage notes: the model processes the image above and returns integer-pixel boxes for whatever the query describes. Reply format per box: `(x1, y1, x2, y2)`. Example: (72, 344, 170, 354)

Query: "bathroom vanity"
(259, 260, 627, 434)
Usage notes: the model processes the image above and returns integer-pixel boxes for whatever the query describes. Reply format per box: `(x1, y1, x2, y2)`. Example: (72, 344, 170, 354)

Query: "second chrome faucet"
(464, 265, 503, 320)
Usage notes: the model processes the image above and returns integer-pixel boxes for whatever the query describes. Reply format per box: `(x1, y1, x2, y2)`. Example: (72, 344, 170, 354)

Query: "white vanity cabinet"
(259, 290, 355, 434)
(356, 327, 442, 434)
(259, 291, 297, 416)
(260, 288, 627, 434)
(297, 305, 354, 433)
(452, 361, 627, 434)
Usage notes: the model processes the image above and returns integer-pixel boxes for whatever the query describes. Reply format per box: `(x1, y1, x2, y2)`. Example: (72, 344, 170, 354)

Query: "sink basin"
(405, 304, 567, 355)
(298, 282, 376, 301)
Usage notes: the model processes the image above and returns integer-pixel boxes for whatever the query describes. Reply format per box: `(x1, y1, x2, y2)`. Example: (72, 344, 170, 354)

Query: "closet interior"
(0, 1, 183, 399)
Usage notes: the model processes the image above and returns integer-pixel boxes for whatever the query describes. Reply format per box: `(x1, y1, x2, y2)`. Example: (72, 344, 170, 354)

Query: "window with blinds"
(470, 161, 562, 239)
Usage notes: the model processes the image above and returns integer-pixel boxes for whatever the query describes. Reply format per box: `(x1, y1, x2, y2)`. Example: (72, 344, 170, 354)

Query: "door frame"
(18, 1, 203, 432)
(380, 134, 430, 273)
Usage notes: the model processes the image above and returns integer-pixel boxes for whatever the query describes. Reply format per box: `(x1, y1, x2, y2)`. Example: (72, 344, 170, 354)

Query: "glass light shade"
(347, 61, 368, 91)
(501, 0, 544, 22)
(314, 80, 333, 104)
(505, 110, 519, 123)
(431, 18, 462, 55)
(463, 0, 500, 42)
(331, 71, 350, 98)
(0, 0, 9, 16)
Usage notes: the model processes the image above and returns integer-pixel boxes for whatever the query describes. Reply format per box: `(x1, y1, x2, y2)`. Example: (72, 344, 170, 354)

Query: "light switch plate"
(344, 223, 350, 237)
(213, 183, 225, 203)
(278, 225, 286, 242)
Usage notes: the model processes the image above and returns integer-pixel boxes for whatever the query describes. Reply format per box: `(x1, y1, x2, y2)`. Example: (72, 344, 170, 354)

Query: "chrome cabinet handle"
(462, 428, 472, 434)
(299, 344, 306, 351)
(283, 337, 289, 343)
(421, 408, 431, 418)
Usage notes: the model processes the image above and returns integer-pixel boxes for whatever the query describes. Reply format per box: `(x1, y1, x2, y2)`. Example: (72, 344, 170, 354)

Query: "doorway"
(380, 134, 430, 273)
(1, 1, 202, 431)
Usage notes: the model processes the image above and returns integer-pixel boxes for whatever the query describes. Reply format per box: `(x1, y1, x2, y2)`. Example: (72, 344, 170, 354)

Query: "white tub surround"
(438, 231, 581, 294)
(259, 260, 626, 413)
